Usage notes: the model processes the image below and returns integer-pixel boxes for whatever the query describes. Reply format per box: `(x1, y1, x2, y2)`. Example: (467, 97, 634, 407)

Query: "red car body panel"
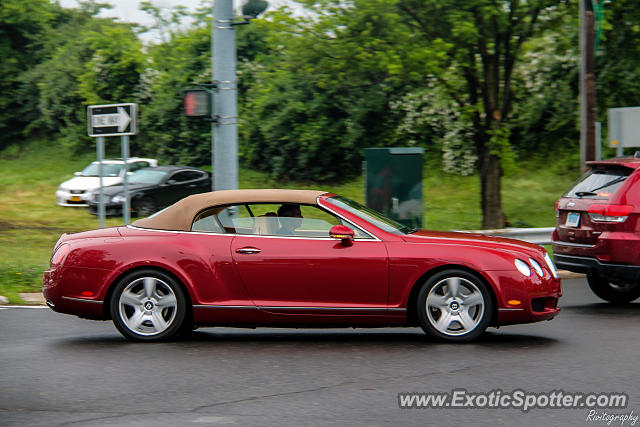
(43, 193, 561, 330)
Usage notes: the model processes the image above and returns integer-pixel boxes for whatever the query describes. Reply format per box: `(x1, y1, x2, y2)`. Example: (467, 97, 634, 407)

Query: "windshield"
(129, 169, 167, 185)
(564, 166, 632, 199)
(81, 162, 123, 177)
(326, 196, 415, 235)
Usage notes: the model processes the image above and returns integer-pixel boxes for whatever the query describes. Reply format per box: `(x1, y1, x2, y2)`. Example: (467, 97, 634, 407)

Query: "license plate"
(566, 212, 580, 227)
(70, 196, 82, 202)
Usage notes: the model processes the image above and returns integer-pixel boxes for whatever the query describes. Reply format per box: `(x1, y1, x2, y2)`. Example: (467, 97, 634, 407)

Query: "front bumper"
(554, 253, 640, 282)
(484, 270, 562, 326)
(56, 190, 90, 207)
(87, 201, 123, 216)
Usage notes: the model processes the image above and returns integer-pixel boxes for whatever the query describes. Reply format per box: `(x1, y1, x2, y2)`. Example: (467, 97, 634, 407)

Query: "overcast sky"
(58, 0, 298, 41)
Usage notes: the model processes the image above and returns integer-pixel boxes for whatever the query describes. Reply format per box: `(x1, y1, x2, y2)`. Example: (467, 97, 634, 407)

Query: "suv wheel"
(587, 272, 640, 304)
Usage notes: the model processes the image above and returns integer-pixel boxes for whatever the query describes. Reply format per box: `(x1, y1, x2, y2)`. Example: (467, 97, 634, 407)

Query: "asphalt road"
(1, 278, 639, 427)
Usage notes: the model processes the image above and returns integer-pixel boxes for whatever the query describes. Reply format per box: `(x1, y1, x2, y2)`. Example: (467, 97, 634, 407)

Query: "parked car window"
(563, 166, 632, 199)
(81, 163, 122, 177)
(170, 171, 202, 183)
(128, 161, 149, 173)
(129, 169, 167, 185)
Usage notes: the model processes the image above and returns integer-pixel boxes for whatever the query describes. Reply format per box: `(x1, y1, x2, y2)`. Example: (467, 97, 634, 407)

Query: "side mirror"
(167, 179, 177, 185)
(74, 172, 82, 177)
(329, 225, 354, 247)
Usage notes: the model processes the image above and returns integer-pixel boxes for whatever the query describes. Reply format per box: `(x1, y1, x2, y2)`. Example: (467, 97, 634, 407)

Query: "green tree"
(21, 3, 144, 151)
(394, 0, 573, 227)
(0, 0, 55, 148)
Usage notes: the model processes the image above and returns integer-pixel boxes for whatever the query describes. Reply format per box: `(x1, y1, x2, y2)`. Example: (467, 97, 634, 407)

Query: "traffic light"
(183, 89, 211, 118)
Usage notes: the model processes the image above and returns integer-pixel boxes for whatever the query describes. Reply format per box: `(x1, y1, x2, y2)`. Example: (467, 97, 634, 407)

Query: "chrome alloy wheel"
(118, 277, 178, 336)
(425, 276, 485, 336)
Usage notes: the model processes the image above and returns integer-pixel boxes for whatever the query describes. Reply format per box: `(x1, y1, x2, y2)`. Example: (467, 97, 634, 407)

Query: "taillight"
(50, 244, 70, 265)
(587, 204, 633, 223)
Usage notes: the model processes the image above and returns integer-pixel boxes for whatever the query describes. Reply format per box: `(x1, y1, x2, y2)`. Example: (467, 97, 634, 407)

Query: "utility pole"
(580, 0, 597, 169)
(212, 0, 238, 191)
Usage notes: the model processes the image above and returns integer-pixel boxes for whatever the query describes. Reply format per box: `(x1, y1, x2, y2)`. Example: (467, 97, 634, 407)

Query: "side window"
(127, 162, 148, 173)
(218, 204, 253, 233)
(172, 171, 204, 183)
(169, 171, 193, 183)
(297, 205, 372, 239)
(192, 208, 224, 233)
(190, 203, 373, 238)
(245, 203, 372, 238)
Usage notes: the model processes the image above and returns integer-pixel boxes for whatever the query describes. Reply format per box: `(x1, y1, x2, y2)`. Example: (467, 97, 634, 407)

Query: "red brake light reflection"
(50, 244, 70, 265)
(587, 204, 633, 223)
(587, 204, 633, 216)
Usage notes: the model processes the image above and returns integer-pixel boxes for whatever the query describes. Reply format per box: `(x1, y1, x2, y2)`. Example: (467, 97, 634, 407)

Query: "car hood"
(60, 176, 122, 190)
(402, 229, 546, 258)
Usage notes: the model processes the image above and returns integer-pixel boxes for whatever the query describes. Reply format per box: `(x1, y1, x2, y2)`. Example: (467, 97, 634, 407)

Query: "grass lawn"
(0, 140, 578, 303)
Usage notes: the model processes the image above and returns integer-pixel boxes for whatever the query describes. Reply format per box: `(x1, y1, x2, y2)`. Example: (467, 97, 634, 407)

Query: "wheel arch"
(405, 264, 499, 327)
(102, 265, 194, 321)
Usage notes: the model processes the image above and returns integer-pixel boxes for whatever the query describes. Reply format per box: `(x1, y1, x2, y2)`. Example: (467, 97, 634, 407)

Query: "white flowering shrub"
(391, 78, 477, 176)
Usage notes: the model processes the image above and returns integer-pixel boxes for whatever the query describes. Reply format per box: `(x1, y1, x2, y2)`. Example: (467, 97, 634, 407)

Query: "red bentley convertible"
(43, 189, 561, 342)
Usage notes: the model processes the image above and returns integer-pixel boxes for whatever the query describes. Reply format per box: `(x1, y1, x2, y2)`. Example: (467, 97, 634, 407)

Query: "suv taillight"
(587, 204, 633, 223)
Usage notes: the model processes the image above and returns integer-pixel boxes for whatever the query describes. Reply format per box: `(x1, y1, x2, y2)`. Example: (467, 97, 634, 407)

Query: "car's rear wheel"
(110, 270, 186, 342)
(417, 269, 493, 342)
(587, 272, 640, 304)
(136, 197, 157, 217)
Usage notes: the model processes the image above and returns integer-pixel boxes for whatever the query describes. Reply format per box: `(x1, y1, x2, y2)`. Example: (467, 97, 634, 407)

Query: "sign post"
(97, 136, 106, 228)
(87, 103, 138, 227)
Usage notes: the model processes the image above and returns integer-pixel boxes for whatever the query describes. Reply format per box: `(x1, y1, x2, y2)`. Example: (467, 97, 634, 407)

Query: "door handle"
(235, 247, 261, 254)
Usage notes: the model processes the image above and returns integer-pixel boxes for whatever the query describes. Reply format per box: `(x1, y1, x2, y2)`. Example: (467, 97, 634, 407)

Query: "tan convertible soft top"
(131, 189, 328, 231)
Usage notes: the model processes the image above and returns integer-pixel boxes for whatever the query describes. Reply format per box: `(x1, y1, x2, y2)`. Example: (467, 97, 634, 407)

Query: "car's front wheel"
(417, 269, 493, 342)
(587, 272, 640, 304)
(110, 270, 187, 342)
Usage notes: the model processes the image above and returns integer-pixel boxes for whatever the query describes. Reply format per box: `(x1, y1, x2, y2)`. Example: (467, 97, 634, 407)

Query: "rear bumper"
(553, 253, 640, 282)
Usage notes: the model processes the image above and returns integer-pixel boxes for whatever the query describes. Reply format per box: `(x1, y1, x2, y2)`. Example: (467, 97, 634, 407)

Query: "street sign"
(87, 103, 137, 137)
(608, 107, 640, 148)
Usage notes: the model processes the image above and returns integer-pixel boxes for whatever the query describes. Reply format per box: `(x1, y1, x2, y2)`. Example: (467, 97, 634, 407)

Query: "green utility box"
(363, 148, 424, 228)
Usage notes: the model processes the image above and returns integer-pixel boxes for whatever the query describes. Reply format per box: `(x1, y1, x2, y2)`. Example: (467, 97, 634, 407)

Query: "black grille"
(531, 298, 546, 312)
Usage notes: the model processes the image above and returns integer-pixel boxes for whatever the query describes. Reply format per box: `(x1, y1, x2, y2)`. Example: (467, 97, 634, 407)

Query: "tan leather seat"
(251, 213, 278, 235)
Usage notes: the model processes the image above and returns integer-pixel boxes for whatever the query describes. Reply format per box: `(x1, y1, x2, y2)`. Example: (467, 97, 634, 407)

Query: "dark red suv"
(552, 156, 640, 303)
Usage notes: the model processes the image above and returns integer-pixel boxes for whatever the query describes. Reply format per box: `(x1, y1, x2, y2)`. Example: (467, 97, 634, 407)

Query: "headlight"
(544, 252, 559, 279)
(112, 195, 125, 203)
(514, 259, 531, 277)
(529, 258, 544, 277)
(92, 193, 110, 203)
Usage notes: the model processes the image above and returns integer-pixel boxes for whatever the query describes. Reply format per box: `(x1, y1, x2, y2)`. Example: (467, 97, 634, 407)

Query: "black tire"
(586, 272, 640, 304)
(416, 269, 493, 342)
(136, 196, 157, 217)
(110, 269, 187, 342)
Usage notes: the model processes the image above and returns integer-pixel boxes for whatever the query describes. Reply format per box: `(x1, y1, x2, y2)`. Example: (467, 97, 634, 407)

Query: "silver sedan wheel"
(425, 276, 485, 336)
(118, 277, 178, 336)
